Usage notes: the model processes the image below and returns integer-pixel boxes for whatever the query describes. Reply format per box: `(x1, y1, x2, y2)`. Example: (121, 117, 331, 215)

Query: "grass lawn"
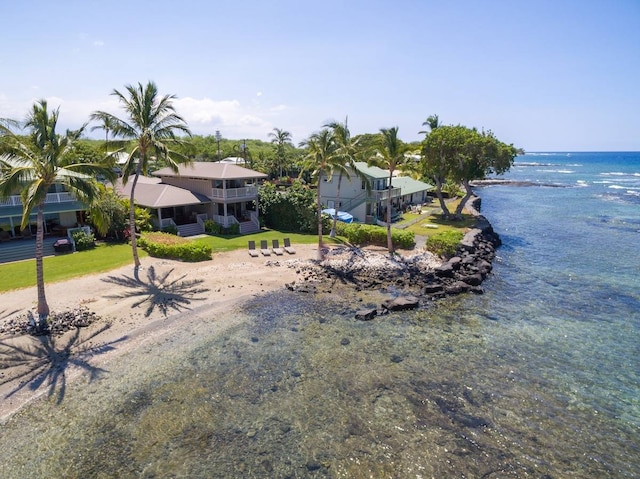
(192, 230, 325, 252)
(0, 231, 331, 293)
(0, 243, 146, 292)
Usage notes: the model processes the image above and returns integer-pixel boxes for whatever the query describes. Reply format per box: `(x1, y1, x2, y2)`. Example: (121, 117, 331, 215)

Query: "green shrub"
(335, 222, 415, 249)
(425, 230, 464, 258)
(162, 224, 178, 235)
(71, 230, 96, 251)
(204, 219, 222, 234)
(138, 232, 212, 262)
(225, 223, 240, 235)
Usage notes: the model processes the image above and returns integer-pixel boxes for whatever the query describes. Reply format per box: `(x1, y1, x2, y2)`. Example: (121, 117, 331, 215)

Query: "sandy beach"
(0, 244, 322, 421)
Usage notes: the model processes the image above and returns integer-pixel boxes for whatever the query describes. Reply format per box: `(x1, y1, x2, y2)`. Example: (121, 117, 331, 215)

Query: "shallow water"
(0, 152, 639, 478)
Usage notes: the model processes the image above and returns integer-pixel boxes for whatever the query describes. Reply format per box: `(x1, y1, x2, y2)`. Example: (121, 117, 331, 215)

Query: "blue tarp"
(322, 208, 354, 223)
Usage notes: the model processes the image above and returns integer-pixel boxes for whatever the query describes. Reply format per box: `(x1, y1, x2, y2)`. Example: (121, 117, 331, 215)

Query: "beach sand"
(0, 244, 322, 421)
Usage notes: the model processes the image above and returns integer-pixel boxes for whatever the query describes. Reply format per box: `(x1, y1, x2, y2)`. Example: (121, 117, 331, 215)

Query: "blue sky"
(1, 0, 639, 151)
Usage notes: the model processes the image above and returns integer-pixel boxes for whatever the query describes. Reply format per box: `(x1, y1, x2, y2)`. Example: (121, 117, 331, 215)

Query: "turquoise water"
(0, 152, 638, 478)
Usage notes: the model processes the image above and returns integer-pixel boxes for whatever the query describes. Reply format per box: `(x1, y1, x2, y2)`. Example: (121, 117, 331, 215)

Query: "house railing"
(209, 186, 258, 200)
(0, 192, 76, 207)
(212, 214, 239, 228)
(196, 213, 207, 230)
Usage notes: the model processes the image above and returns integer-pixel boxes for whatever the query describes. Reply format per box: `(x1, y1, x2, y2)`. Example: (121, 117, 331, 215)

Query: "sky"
(1, 0, 639, 151)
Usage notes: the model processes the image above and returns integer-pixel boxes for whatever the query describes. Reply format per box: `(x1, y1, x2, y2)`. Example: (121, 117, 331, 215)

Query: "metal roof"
(153, 162, 267, 180)
(116, 179, 210, 208)
(391, 176, 434, 195)
(353, 162, 390, 179)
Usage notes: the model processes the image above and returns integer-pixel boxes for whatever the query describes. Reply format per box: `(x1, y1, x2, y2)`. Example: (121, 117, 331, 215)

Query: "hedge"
(335, 222, 415, 249)
(425, 230, 464, 258)
(138, 232, 212, 262)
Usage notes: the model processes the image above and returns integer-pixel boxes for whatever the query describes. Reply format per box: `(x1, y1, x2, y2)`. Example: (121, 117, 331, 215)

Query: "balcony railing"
(371, 187, 402, 202)
(209, 186, 258, 200)
(0, 192, 76, 208)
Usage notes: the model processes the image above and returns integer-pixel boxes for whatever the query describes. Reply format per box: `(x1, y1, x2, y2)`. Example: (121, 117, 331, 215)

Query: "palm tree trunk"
(130, 163, 142, 271)
(330, 173, 343, 238)
(35, 203, 50, 328)
(386, 173, 393, 253)
(317, 179, 324, 260)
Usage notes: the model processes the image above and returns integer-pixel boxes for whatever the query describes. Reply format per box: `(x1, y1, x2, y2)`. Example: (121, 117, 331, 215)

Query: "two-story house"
(319, 162, 433, 224)
(116, 162, 268, 236)
(0, 183, 87, 240)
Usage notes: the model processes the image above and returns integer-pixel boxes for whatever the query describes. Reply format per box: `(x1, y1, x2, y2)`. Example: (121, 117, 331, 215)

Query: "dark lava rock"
(461, 273, 484, 286)
(382, 296, 420, 312)
(391, 354, 404, 363)
(355, 308, 377, 321)
(340, 337, 351, 346)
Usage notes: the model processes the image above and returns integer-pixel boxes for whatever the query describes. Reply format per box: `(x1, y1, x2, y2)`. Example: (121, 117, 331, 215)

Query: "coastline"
(0, 202, 497, 422)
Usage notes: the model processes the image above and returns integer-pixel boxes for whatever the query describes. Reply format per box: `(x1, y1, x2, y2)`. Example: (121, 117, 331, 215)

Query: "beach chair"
(260, 239, 271, 256)
(272, 239, 284, 255)
(248, 240, 259, 257)
(283, 237, 296, 254)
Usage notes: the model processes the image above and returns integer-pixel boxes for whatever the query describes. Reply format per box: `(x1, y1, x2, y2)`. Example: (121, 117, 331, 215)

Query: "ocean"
(0, 152, 638, 478)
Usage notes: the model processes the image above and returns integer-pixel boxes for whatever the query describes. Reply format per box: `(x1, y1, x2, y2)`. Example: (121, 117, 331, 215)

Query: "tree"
(91, 81, 192, 271)
(0, 100, 114, 329)
(422, 125, 517, 219)
(419, 114, 440, 135)
(91, 115, 118, 154)
(368, 127, 412, 254)
(324, 118, 367, 237)
(299, 128, 339, 260)
(268, 127, 293, 178)
(86, 184, 128, 239)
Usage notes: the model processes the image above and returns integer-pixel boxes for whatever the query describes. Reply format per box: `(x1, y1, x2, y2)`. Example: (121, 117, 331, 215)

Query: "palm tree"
(299, 128, 340, 260)
(91, 81, 192, 271)
(368, 126, 412, 254)
(324, 118, 366, 237)
(419, 114, 440, 135)
(0, 100, 114, 329)
(91, 115, 117, 154)
(268, 127, 293, 178)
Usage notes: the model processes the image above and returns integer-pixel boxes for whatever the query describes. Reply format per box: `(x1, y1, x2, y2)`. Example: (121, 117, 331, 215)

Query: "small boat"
(322, 208, 354, 223)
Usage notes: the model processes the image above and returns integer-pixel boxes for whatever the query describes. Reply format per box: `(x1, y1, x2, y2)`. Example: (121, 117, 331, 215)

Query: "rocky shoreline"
(287, 195, 501, 317)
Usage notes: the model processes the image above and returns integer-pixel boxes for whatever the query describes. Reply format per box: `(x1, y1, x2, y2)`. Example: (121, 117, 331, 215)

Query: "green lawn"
(0, 231, 326, 293)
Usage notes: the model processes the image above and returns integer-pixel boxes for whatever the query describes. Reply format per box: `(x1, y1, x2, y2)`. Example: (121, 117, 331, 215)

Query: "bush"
(425, 230, 464, 258)
(138, 232, 212, 262)
(204, 219, 222, 234)
(71, 230, 96, 251)
(335, 222, 415, 249)
(162, 224, 178, 235)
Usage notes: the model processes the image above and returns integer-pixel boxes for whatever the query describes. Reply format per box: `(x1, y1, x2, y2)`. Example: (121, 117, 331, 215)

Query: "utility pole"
(215, 130, 221, 161)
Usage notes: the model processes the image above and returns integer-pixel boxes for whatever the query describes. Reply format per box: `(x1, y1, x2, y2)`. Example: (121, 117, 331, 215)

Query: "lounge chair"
(283, 238, 296, 254)
(260, 240, 271, 256)
(248, 240, 259, 257)
(272, 239, 284, 255)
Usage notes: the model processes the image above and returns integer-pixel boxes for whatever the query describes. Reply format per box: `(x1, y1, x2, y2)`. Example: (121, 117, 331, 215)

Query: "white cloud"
(256, 91, 263, 97)
(175, 96, 285, 139)
(93, 40, 105, 47)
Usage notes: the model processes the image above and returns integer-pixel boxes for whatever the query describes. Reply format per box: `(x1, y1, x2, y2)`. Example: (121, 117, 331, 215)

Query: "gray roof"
(153, 162, 267, 180)
(115, 178, 210, 208)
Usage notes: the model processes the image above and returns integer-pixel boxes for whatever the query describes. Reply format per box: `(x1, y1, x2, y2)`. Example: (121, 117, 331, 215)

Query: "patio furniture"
(248, 240, 259, 257)
(283, 238, 296, 254)
(260, 240, 271, 256)
(53, 238, 73, 253)
(271, 239, 284, 255)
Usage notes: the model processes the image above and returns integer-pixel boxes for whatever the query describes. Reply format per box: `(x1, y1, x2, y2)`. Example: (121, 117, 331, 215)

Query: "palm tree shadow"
(102, 265, 210, 317)
(0, 324, 127, 405)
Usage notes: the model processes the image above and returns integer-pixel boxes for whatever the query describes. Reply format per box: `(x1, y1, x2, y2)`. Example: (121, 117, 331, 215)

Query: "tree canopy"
(422, 124, 518, 218)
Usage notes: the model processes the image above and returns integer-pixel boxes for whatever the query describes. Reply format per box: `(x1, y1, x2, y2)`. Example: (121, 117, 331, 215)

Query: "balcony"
(0, 192, 76, 208)
(370, 187, 402, 202)
(209, 185, 258, 200)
